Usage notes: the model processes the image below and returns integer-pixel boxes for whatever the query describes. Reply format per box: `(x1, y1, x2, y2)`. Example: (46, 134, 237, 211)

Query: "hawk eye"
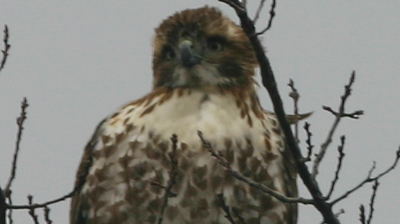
(163, 46, 175, 60)
(207, 37, 225, 51)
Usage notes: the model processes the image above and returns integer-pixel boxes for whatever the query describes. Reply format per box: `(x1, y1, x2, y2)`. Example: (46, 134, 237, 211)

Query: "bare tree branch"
(219, 0, 245, 12)
(331, 147, 400, 205)
(255, 0, 276, 35)
(303, 122, 313, 162)
(320, 208, 345, 223)
(198, 131, 314, 205)
(326, 136, 346, 200)
(358, 179, 379, 224)
(217, 194, 237, 224)
(0, 25, 11, 73)
(335, 209, 345, 219)
(241, 0, 247, 8)
(312, 71, 363, 179)
(157, 134, 178, 224)
(27, 195, 39, 224)
(359, 205, 366, 224)
(2, 98, 29, 223)
(367, 180, 379, 224)
(288, 79, 300, 140)
(253, 0, 266, 23)
(6, 198, 12, 224)
(5, 98, 29, 194)
(232, 208, 247, 224)
(322, 106, 364, 119)
(217, 2, 340, 223)
(7, 190, 74, 209)
(43, 206, 52, 224)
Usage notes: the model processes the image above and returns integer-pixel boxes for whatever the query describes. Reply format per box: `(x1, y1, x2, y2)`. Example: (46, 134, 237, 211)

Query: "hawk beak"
(179, 40, 201, 68)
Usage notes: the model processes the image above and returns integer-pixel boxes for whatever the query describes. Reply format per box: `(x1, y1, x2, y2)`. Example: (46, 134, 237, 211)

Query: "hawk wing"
(70, 119, 106, 224)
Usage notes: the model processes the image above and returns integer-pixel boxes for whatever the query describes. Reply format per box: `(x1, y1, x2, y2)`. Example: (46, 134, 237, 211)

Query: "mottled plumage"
(70, 6, 297, 224)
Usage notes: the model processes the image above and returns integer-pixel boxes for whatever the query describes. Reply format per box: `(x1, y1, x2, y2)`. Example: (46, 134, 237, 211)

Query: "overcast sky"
(1, 1, 399, 224)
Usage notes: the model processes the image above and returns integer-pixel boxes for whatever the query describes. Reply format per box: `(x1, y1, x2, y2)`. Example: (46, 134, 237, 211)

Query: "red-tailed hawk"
(70, 6, 297, 224)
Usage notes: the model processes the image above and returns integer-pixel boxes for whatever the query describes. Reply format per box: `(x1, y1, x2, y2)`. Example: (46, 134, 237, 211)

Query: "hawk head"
(152, 6, 257, 90)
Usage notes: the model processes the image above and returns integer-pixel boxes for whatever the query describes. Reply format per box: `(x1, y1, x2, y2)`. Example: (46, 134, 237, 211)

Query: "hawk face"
(152, 6, 257, 90)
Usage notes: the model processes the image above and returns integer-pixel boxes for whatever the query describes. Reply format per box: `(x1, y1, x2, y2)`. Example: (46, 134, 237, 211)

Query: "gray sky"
(1, 1, 399, 223)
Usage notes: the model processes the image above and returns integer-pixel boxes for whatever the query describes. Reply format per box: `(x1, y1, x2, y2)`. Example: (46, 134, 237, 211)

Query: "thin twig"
(367, 180, 379, 224)
(5, 98, 29, 194)
(43, 206, 52, 224)
(253, 0, 266, 23)
(0, 25, 11, 73)
(334, 209, 345, 218)
(6, 196, 12, 224)
(3, 98, 28, 223)
(241, 0, 247, 8)
(27, 195, 39, 224)
(157, 134, 178, 224)
(303, 122, 313, 162)
(198, 131, 314, 205)
(312, 72, 363, 179)
(331, 147, 400, 205)
(358, 180, 379, 224)
(217, 194, 237, 224)
(326, 136, 346, 200)
(255, 0, 276, 35)
(198, 131, 231, 168)
(232, 208, 247, 224)
(288, 79, 300, 140)
(7, 190, 75, 209)
(150, 182, 177, 197)
(320, 209, 344, 224)
(322, 106, 364, 119)
(359, 205, 366, 224)
(218, 0, 245, 13)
